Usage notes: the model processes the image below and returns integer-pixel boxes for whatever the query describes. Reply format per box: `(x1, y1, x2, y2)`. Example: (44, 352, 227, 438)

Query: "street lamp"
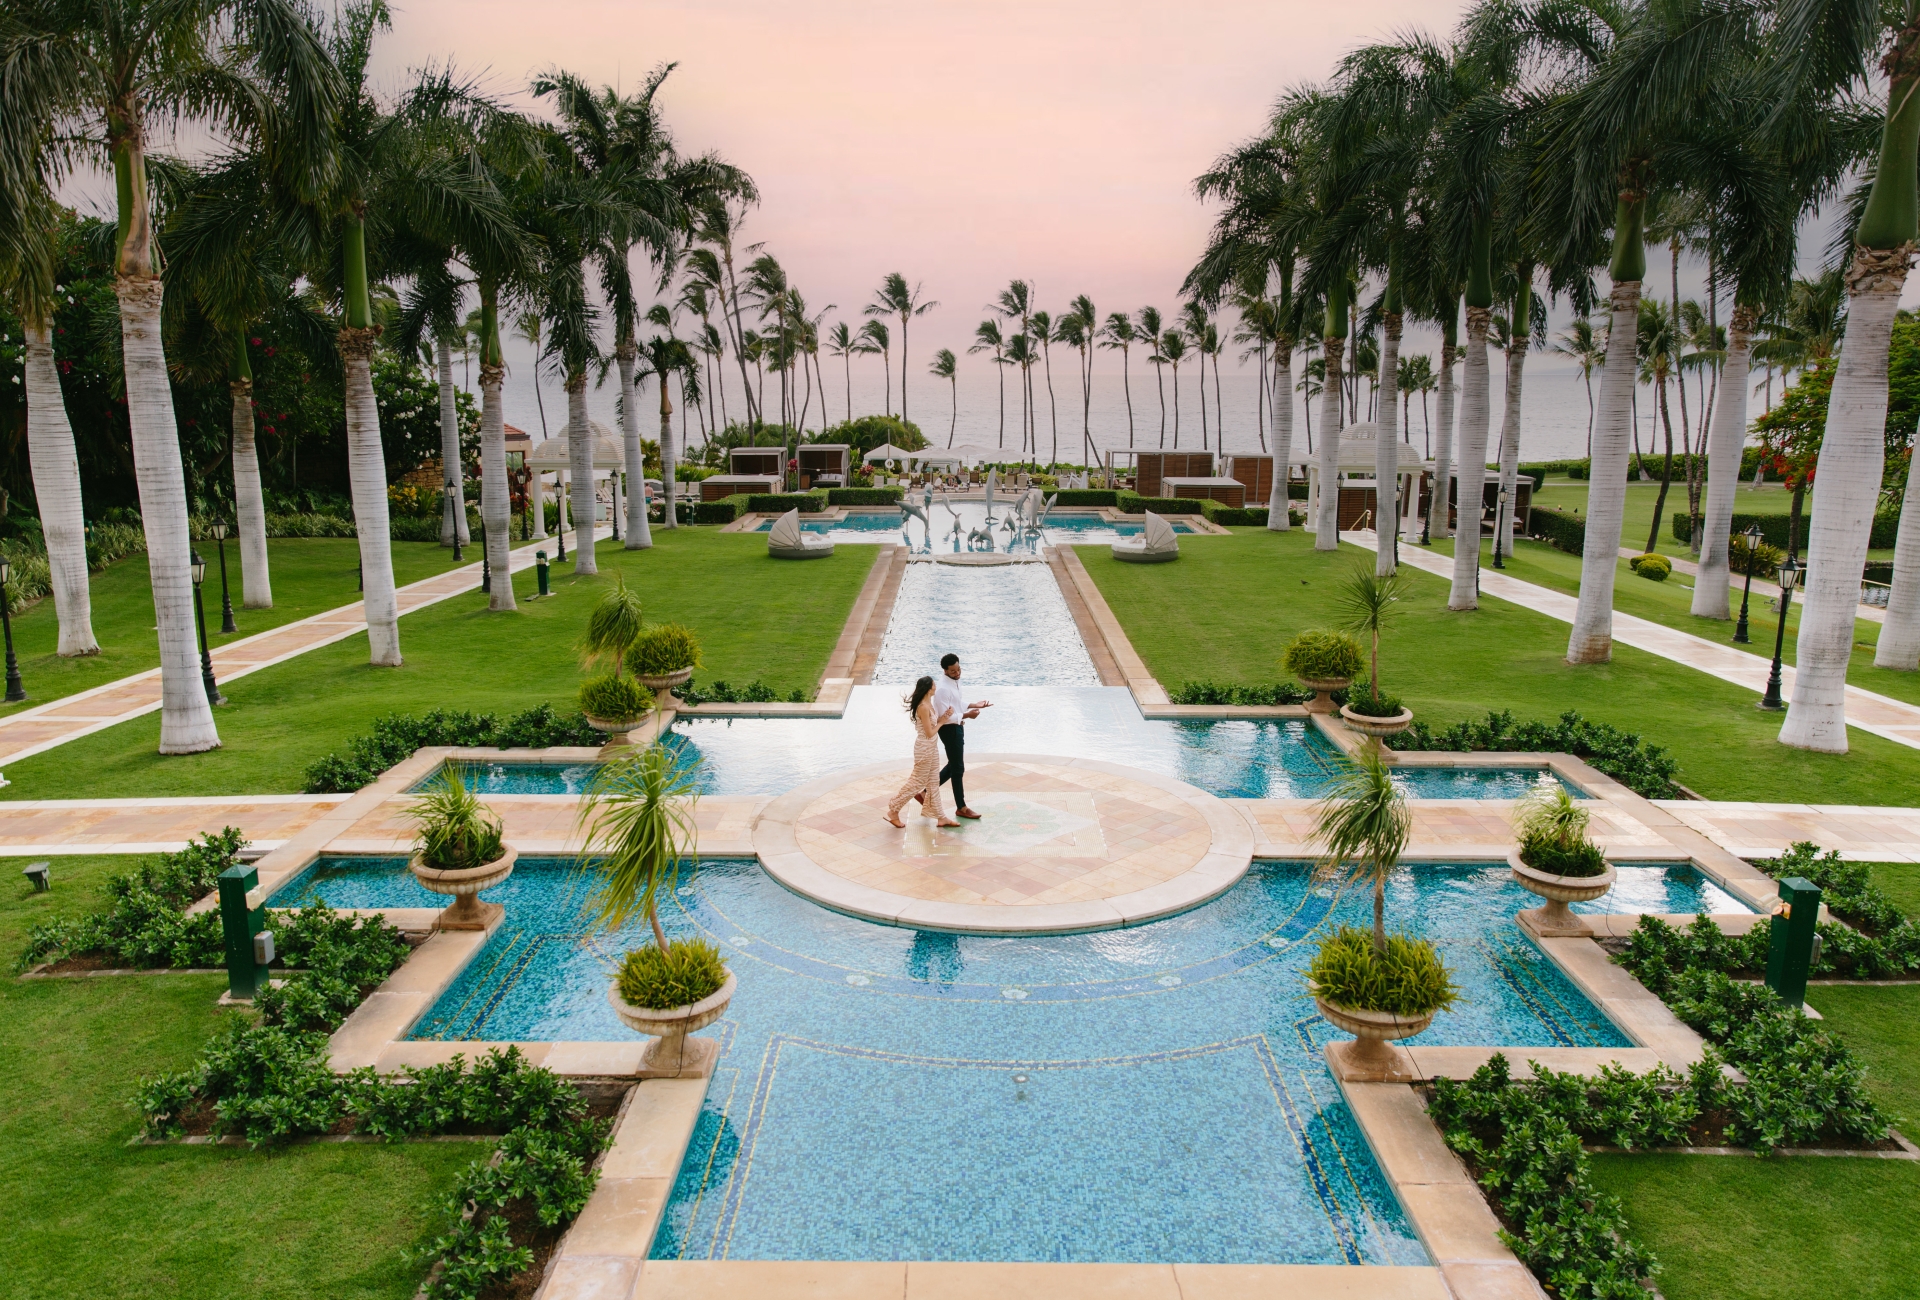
(1733, 523, 1763, 645)
(0, 558, 25, 703)
(480, 515, 491, 594)
(1492, 487, 1509, 569)
(210, 518, 236, 633)
(190, 550, 225, 705)
(445, 481, 463, 562)
(1759, 554, 1802, 711)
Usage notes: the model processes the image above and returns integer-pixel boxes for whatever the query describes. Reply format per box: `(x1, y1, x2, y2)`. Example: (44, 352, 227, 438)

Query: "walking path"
(0, 533, 602, 772)
(1353, 532, 1920, 750)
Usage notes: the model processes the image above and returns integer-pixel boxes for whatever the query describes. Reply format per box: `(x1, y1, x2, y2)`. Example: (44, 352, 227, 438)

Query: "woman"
(886, 675, 959, 828)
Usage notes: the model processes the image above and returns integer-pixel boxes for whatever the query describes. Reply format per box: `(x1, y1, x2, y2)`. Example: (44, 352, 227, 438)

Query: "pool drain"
(1012, 1074, 1029, 1084)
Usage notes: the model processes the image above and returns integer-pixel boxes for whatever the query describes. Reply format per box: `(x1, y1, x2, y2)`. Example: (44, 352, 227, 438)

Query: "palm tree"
(1552, 316, 1605, 455)
(1160, 329, 1189, 450)
(1032, 309, 1062, 464)
(1099, 313, 1138, 449)
(1338, 562, 1409, 708)
(1062, 295, 1097, 467)
(1181, 301, 1212, 447)
(638, 327, 694, 525)
(969, 319, 1008, 447)
(692, 199, 763, 431)
(864, 272, 936, 426)
(1310, 746, 1412, 955)
(858, 319, 891, 416)
(1637, 297, 1680, 554)
(1137, 306, 1168, 447)
(1003, 331, 1039, 456)
(3, 0, 337, 749)
(930, 348, 958, 445)
(577, 741, 702, 951)
(995, 281, 1037, 454)
(1493, 271, 1539, 559)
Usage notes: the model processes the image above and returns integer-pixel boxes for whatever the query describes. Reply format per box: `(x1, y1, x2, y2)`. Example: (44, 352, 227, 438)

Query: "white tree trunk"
(1314, 339, 1344, 551)
(1432, 344, 1456, 540)
(1375, 317, 1401, 574)
(660, 378, 679, 531)
(1566, 281, 1642, 662)
(567, 376, 599, 573)
(480, 362, 516, 612)
(1692, 309, 1754, 619)
(1268, 350, 1294, 531)
(618, 349, 652, 547)
(23, 319, 98, 655)
(117, 277, 218, 750)
(230, 380, 271, 609)
(1449, 309, 1493, 609)
(1783, 249, 1912, 750)
(1495, 342, 1527, 554)
(1877, 426, 1920, 668)
(341, 328, 402, 666)
(437, 338, 469, 544)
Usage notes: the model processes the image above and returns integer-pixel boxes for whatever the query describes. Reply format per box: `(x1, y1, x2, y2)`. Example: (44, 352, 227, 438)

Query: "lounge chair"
(768, 508, 834, 559)
(1112, 510, 1179, 564)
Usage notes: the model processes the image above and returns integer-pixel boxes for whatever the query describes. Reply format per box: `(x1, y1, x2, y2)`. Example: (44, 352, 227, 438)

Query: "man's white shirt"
(933, 675, 967, 727)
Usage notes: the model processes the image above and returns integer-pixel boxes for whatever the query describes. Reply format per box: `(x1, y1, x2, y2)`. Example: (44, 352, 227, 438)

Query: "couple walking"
(884, 653, 991, 829)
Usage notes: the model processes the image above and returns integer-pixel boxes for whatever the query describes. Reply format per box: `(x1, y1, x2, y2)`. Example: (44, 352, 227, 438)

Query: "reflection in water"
(906, 930, 964, 985)
(759, 503, 1194, 553)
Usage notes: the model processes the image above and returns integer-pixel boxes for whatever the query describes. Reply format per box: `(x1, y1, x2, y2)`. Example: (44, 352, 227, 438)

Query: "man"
(931, 652, 990, 820)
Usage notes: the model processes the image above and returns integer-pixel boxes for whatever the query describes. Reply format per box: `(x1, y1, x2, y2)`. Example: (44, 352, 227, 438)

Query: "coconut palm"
(1099, 312, 1138, 449)
(968, 319, 1008, 447)
(1137, 306, 1168, 448)
(691, 199, 763, 431)
(1061, 295, 1097, 467)
(930, 348, 958, 445)
(857, 318, 891, 417)
(638, 327, 694, 526)
(1031, 309, 1062, 464)
(1003, 331, 1039, 457)
(1492, 273, 1542, 558)
(995, 281, 1037, 453)
(1552, 315, 1605, 454)
(1160, 329, 1190, 450)
(1310, 746, 1412, 955)
(2, 0, 337, 748)
(864, 272, 936, 426)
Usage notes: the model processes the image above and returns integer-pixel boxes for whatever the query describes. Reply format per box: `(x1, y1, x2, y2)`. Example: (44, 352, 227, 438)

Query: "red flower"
(265, 346, 277, 357)
(58, 359, 72, 374)
(250, 337, 263, 347)
(265, 426, 276, 434)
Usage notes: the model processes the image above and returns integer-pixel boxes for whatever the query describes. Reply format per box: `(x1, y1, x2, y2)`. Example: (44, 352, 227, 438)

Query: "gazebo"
(1288, 423, 1426, 539)
(525, 421, 626, 538)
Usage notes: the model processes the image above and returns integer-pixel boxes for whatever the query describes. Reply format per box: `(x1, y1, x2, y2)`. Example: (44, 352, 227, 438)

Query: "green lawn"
(1075, 528, 1920, 805)
(0, 853, 472, 1300)
(1866, 863, 1920, 920)
(0, 538, 488, 720)
(1814, 985, 1920, 1129)
(1, 529, 882, 799)
(1530, 475, 1895, 564)
(1429, 536, 1920, 710)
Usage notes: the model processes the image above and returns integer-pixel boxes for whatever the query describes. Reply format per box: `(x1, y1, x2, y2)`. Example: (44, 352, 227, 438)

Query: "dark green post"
(217, 864, 271, 1001)
(1765, 876, 1821, 1010)
(535, 550, 550, 597)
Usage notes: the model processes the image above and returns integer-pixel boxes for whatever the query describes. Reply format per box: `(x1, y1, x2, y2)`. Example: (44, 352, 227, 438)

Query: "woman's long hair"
(907, 675, 935, 716)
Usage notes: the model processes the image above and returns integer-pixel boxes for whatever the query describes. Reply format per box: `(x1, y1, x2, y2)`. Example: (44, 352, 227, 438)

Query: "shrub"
(1198, 500, 1269, 526)
(745, 492, 827, 514)
(1341, 685, 1405, 718)
(825, 487, 904, 506)
(627, 623, 702, 677)
(407, 769, 507, 871)
(615, 939, 729, 1009)
(577, 674, 653, 723)
(1628, 552, 1671, 581)
(581, 576, 645, 673)
(1728, 532, 1786, 577)
(677, 677, 806, 704)
(1114, 491, 1206, 515)
(1756, 841, 1912, 937)
(1395, 709, 1681, 799)
(17, 829, 243, 971)
(1168, 680, 1313, 706)
(1513, 785, 1609, 878)
(1307, 926, 1460, 1017)
(1528, 508, 1586, 555)
(1050, 489, 1119, 507)
(817, 414, 927, 455)
(689, 496, 745, 525)
(302, 705, 602, 793)
(1669, 511, 1845, 552)
(1281, 630, 1365, 682)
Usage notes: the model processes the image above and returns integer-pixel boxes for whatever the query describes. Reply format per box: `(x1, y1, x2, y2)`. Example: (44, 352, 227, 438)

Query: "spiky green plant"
(1308, 926, 1460, 1017)
(627, 623, 702, 677)
(616, 938, 727, 1010)
(582, 576, 646, 677)
(1335, 561, 1408, 707)
(1310, 747, 1411, 955)
(1512, 783, 1609, 878)
(575, 742, 702, 950)
(407, 765, 505, 870)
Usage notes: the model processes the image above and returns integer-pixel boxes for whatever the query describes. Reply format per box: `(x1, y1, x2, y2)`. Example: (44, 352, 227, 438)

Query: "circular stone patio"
(750, 754, 1255, 933)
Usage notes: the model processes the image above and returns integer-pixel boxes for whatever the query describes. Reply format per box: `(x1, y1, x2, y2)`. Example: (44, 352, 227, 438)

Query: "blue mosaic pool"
(752, 504, 1197, 553)
(261, 854, 1721, 1265)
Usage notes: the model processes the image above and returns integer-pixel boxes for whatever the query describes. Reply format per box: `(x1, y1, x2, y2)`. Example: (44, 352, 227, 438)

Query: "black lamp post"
(610, 472, 621, 542)
(0, 558, 25, 703)
(480, 515, 491, 594)
(445, 481, 463, 562)
(1492, 487, 1509, 569)
(1419, 472, 1433, 545)
(211, 518, 236, 633)
(1759, 554, 1802, 711)
(555, 479, 567, 561)
(1733, 523, 1763, 645)
(190, 550, 225, 705)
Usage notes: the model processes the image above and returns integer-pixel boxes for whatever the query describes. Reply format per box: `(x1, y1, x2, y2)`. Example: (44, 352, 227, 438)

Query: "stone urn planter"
(411, 845, 516, 931)
(1508, 849, 1616, 939)
(636, 666, 694, 711)
(1299, 676, 1351, 715)
(607, 970, 736, 1079)
(1312, 984, 1433, 1083)
(1339, 703, 1414, 742)
(583, 713, 648, 747)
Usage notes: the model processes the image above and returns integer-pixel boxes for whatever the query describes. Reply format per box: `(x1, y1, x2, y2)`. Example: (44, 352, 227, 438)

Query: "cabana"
(795, 443, 850, 489)
(767, 508, 833, 559)
(701, 474, 781, 502)
(1112, 510, 1180, 564)
(1134, 451, 1214, 497)
(729, 446, 784, 478)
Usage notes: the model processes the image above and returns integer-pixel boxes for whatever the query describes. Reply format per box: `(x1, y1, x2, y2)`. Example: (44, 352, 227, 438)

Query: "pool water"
(754, 504, 1196, 553)
(266, 855, 1685, 1266)
(871, 565, 1100, 686)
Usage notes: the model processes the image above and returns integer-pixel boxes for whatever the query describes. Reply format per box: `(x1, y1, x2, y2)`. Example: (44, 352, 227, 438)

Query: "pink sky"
(372, 0, 1470, 364)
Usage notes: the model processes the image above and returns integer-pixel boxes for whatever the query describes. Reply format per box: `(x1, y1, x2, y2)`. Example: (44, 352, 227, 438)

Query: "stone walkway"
(1354, 532, 1920, 750)
(0, 532, 601, 771)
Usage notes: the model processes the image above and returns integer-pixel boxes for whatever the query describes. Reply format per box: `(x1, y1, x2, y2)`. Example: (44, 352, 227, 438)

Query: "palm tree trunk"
(1375, 315, 1401, 574)
(1043, 344, 1059, 465)
(1693, 306, 1755, 618)
(1269, 342, 1294, 532)
(1155, 355, 1167, 448)
(1315, 338, 1344, 552)
(1495, 341, 1528, 555)
(1122, 347, 1135, 448)
(1647, 368, 1677, 554)
(1449, 308, 1493, 609)
(900, 312, 910, 425)
(1433, 334, 1457, 540)
(567, 372, 599, 572)
(478, 349, 517, 613)
(229, 377, 271, 610)
(617, 348, 653, 549)
(949, 376, 957, 445)
(1213, 346, 1225, 452)
(1567, 276, 1644, 661)
(1877, 422, 1920, 667)
(340, 327, 403, 667)
(22, 318, 98, 655)
(436, 338, 469, 546)
(995, 358, 1005, 447)
(662, 370, 680, 531)
(1373, 876, 1386, 956)
(1172, 363, 1183, 450)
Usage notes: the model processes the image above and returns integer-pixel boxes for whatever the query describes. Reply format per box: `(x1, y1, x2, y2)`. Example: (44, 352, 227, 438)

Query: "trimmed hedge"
(825, 487, 903, 505)
(1199, 501, 1270, 526)
(1050, 489, 1120, 507)
(689, 495, 747, 525)
(1528, 508, 1586, 555)
(745, 492, 828, 514)
(1673, 510, 1895, 550)
(1115, 491, 1207, 515)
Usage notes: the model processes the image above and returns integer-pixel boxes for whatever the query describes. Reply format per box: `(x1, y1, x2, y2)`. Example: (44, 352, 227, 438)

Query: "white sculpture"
(768, 507, 833, 559)
(1112, 510, 1180, 564)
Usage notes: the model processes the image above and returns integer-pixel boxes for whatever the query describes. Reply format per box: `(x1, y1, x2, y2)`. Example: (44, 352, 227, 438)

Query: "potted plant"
(627, 622, 702, 710)
(1334, 563, 1414, 740)
(577, 577, 652, 745)
(407, 764, 515, 931)
(578, 742, 732, 1078)
(1507, 784, 1615, 938)
(1282, 630, 1365, 715)
(1305, 749, 1460, 1081)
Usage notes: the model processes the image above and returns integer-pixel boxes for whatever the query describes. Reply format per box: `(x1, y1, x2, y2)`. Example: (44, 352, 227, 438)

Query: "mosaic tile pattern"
(793, 761, 1212, 906)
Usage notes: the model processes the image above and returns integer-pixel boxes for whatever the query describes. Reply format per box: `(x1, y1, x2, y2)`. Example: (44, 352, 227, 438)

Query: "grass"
(1, 529, 881, 799)
(1530, 475, 1895, 563)
(1812, 984, 1920, 1130)
(0, 537, 493, 720)
(1074, 528, 1920, 805)
(0, 853, 472, 1300)
(1865, 862, 1920, 920)
(1428, 536, 1920, 709)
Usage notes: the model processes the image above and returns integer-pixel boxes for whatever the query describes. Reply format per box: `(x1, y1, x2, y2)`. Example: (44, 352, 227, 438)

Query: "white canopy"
(1141, 511, 1180, 554)
(915, 452, 964, 469)
(1286, 421, 1399, 472)
(863, 442, 919, 464)
(526, 420, 625, 472)
(768, 508, 805, 549)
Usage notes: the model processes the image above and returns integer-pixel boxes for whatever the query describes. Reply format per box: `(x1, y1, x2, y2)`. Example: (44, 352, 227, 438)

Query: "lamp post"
(1492, 487, 1509, 570)
(0, 558, 25, 703)
(190, 550, 225, 705)
(445, 481, 463, 562)
(1419, 472, 1433, 545)
(211, 518, 237, 633)
(1733, 523, 1762, 645)
(1759, 554, 1802, 711)
(480, 515, 491, 594)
